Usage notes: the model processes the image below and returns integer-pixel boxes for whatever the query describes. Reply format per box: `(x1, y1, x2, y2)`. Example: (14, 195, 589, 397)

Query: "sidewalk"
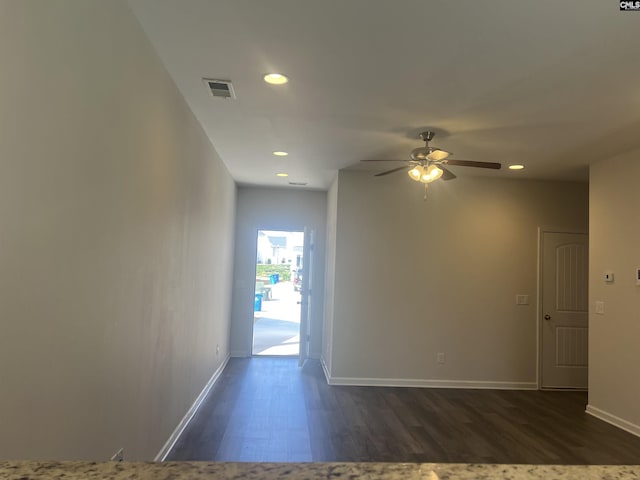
(253, 281, 301, 356)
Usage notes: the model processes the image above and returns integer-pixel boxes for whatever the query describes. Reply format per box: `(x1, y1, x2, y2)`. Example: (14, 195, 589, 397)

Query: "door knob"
(544, 314, 551, 320)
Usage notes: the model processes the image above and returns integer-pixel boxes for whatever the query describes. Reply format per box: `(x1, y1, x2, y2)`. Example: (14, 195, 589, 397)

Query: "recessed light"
(276, 173, 289, 177)
(264, 73, 289, 85)
(273, 151, 288, 156)
(508, 164, 525, 170)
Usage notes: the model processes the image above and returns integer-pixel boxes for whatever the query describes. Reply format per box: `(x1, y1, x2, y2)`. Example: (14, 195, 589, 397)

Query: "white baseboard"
(586, 404, 640, 438)
(325, 374, 537, 390)
(154, 354, 230, 461)
(320, 357, 331, 383)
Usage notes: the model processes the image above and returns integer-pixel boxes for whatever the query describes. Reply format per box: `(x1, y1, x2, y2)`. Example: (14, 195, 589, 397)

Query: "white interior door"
(298, 228, 313, 366)
(541, 231, 589, 389)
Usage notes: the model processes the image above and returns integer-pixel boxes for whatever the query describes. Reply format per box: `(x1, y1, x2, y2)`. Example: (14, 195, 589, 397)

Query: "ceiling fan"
(362, 131, 501, 197)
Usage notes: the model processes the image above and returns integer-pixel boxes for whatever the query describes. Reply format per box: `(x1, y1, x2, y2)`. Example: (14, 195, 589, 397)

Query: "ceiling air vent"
(204, 78, 236, 99)
(288, 182, 308, 186)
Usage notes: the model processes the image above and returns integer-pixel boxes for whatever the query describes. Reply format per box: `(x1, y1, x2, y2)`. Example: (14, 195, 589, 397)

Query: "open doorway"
(252, 230, 304, 356)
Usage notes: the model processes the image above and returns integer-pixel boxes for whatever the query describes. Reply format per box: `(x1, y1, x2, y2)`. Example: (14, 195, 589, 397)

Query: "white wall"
(588, 148, 640, 434)
(324, 170, 588, 386)
(230, 187, 327, 358)
(0, 1, 235, 460)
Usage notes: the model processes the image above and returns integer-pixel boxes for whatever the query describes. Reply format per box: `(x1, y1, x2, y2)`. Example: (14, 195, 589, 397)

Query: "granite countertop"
(1, 462, 640, 480)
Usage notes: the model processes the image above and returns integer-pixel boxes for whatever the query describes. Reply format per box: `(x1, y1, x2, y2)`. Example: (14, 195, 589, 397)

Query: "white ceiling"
(128, 0, 640, 190)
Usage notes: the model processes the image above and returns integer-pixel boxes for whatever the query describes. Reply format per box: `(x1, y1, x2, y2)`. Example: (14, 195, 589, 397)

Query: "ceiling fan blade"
(361, 159, 408, 162)
(374, 166, 408, 177)
(445, 159, 502, 169)
(439, 166, 456, 181)
(426, 149, 451, 161)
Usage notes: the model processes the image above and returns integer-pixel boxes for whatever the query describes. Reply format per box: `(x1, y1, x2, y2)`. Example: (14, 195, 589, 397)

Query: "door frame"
(536, 226, 589, 389)
(298, 228, 314, 365)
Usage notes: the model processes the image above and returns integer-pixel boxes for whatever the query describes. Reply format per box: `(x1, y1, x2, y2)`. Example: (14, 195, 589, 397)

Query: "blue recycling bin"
(270, 274, 279, 284)
(254, 293, 263, 311)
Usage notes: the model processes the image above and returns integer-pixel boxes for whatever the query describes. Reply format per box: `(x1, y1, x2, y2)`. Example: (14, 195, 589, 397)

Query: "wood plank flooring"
(167, 357, 640, 463)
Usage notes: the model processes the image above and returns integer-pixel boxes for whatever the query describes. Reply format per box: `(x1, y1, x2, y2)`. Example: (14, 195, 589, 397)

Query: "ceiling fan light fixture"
(419, 165, 443, 183)
(408, 165, 423, 181)
(508, 164, 525, 170)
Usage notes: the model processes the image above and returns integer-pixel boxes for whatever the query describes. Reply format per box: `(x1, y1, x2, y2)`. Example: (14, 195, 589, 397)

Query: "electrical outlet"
(110, 448, 124, 462)
(437, 352, 445, 364)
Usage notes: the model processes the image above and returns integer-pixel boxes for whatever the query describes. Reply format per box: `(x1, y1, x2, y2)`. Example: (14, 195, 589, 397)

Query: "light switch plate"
(595, 301, 605, 315)
(516, 294, 529, 305)
(604, 272, 614, 283)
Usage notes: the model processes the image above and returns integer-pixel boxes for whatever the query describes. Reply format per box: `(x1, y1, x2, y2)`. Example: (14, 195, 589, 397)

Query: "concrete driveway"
(253, 281, 301, 356)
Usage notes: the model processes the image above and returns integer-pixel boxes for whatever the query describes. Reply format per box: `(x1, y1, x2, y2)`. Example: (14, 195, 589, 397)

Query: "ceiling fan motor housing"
(411, 147, 433, 161)
(411, 146, 450, 162)
(419, 131, 435, 142)
(412, 132, 451, 162)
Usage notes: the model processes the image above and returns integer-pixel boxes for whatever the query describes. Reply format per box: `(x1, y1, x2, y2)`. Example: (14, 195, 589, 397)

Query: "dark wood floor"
(167, 357, 640, 463)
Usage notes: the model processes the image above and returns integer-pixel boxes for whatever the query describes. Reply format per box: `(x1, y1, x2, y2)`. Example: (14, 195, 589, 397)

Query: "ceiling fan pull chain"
(423, 183, 428, 201)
